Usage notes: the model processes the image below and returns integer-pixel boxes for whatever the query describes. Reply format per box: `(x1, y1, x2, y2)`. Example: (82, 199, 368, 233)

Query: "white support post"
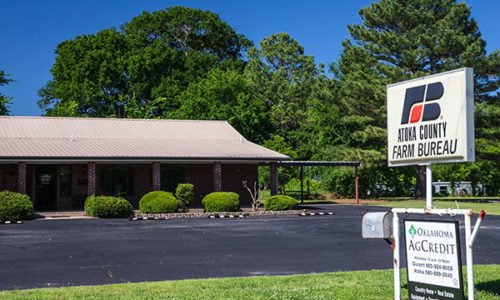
(426, 164, 432, 209)
(469, 210, 486, 247)
(393, 212, 401, 300)
(465, 213, 474, 300)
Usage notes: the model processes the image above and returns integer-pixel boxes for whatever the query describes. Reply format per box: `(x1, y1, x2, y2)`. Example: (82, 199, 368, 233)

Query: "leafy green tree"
(38, 29, 129, 117)
(38, 7, 251, 118)
(122, 6, 251, 59)
(171, 68, 272, 143)
(0, 71, 14, 115)
(330, 0, 500, 197)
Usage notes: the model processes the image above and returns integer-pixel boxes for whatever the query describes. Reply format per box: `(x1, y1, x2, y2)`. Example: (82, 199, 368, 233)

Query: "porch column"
(213, 162, 222, 192)
(270, 162, 278, 196)
(87, 162, 96, 196)
(18, 162, 27, 194)
(152, 162, 161, 191)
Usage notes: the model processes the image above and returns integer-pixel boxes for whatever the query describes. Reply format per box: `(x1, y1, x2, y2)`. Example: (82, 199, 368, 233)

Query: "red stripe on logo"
(410, 105, 423, 124)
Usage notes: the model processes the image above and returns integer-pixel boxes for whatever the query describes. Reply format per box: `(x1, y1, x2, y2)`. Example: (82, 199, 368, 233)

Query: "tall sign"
(404, 219, 464, 300)
(387, 68, 474, 166)
(384, 68, 482, 300)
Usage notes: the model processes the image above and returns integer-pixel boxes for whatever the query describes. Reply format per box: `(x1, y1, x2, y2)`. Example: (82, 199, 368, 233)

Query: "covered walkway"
(266, 161, 362, 203)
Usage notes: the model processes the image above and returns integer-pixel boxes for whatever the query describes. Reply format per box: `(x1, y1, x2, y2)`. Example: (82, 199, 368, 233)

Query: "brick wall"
(222, 164, 258, 205)
(1, 164, 18, 192)
(184, 164, 214, 206)
(184, 164, 258, 207)
(2, 162, 260, 210)
(213, 162, 222, 192)
(17, 162, 27, 194)
(95, 164, 152, 208)
(87, 162, 96, 196)
(152, 162, 160, 191)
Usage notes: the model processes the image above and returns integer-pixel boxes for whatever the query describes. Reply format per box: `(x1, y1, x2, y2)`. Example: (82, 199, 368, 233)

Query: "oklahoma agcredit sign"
(404, 219, 464, 300)
(387, 68, 475, 166)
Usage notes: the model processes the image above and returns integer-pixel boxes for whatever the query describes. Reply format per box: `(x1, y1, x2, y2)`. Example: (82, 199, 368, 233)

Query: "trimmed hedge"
(84, 196, 133, 218)
(176, 183, 194, 212)
(202, 192, 240, 212)
(264, 195, 299, 211)
(0, 191, 34, 222)
(139, 191, 178, 214)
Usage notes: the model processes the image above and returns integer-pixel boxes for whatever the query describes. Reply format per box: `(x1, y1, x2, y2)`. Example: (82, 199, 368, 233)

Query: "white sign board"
(387, 68, 474, 166)
(404, 219, 464, 300)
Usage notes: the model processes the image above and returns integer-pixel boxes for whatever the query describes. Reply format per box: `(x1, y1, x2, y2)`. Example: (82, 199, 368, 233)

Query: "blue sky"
(1, 0, 498, 116)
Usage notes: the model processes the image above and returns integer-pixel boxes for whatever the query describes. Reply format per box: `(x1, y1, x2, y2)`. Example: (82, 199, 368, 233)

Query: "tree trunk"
(415, 166, 426, 199)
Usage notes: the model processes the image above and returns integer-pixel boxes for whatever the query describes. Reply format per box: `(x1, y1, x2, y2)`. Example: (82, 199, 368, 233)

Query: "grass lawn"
(1, 265, 499, 299)
(305, 196, 500, 216)
(362, 199, 500, 215)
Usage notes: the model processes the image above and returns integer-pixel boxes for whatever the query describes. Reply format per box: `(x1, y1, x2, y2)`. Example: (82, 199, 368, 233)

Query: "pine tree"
(245, 32, 318, 156)
(0, 70, 13, 115)
(332, 0, 500, 197)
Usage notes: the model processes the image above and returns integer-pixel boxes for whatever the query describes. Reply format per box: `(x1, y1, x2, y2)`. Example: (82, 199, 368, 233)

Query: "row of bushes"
(85, 183, 194, 217)
(202, 193, 298, 212)
(0, 187, 300, 221)
(85, 191, 300, 218)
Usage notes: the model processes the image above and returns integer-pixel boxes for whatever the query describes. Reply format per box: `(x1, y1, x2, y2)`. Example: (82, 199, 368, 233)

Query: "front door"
(35, 165, 57, 210)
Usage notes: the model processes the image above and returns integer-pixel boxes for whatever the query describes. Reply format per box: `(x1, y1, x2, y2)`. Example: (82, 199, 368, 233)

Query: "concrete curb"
(0, 220, 23, 225)
(131, 210, 306, 221)
(130, 210, 336, 221)
(299, 212, 335, 216)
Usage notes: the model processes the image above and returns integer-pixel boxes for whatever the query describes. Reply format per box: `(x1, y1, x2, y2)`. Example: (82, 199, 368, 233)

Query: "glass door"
(35, 165, 57, 210)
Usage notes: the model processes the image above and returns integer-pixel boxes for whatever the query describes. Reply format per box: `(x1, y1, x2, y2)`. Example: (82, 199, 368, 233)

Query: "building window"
(59, 166, 72, 197)
(160, 166, 185, 193)
(98, 166, 135, 196)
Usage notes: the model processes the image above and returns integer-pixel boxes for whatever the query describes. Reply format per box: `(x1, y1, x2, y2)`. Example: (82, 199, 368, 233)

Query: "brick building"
(0, 116, 288, 210)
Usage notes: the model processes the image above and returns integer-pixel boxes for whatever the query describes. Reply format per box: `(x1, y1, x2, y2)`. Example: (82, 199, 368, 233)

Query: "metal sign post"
(426, 164, 432, 208)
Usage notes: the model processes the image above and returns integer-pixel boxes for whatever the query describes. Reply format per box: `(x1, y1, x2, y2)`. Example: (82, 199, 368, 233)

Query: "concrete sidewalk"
(36, 211, 94, 220)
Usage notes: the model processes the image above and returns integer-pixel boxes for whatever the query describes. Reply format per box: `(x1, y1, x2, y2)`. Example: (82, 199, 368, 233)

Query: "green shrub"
(264, 195, 298, 211)
(84, 195, 97, 216)
(0, 191, 34, 222)
(284, 178, 325, 194)
(176, 183, 194, 212)
(84, 195, 133, 218)
(139, 191, 178, 213)
(202, 192, 240, 212)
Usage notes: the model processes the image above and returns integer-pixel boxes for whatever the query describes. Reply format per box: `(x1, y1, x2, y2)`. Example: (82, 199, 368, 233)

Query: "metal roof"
(277, 161, 361, 167)
(0, 116, 289, 162)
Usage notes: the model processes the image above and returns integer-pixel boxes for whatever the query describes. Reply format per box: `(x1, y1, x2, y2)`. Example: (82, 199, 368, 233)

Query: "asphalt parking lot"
(0, 204, 498, 290)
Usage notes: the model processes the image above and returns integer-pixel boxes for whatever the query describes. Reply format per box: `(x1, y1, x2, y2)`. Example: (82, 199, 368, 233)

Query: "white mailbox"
(362, 212, 393, 239)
